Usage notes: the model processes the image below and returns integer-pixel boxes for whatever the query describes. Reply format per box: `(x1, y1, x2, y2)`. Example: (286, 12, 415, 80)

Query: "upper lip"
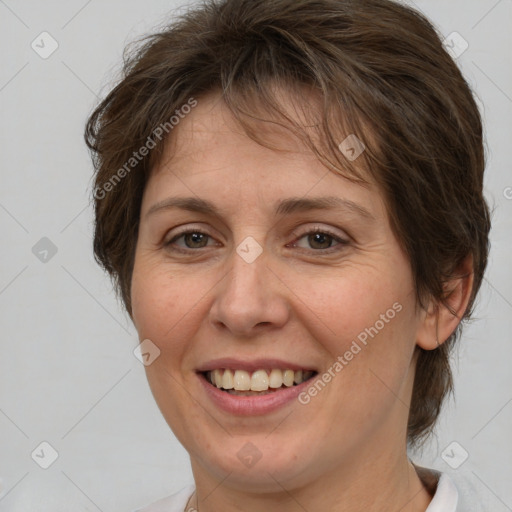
(196, 357, 318, 373)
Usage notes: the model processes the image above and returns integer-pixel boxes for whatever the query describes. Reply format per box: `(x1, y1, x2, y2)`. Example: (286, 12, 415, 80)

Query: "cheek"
(131, 257, 184, 333)
(130, 263, 204, 424)
(287, 266, 417, 406)
(285, 265, 404, 349)
(130, 259, 213, 366)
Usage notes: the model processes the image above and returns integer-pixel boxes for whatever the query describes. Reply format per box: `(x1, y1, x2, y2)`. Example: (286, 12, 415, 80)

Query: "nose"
(208, 245, 290, 337)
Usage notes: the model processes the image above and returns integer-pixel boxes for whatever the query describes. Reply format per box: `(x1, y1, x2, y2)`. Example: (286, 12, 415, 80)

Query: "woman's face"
(131, 91, 426, 491)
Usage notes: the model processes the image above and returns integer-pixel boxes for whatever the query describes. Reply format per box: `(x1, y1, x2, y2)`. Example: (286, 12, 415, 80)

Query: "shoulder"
(415, 464, 490, 512)
(447, 469, 491, 512)
(132, 484, 196, 512)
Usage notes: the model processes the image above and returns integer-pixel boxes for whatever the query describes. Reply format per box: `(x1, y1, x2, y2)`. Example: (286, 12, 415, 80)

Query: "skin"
(130, 89, 473, 512)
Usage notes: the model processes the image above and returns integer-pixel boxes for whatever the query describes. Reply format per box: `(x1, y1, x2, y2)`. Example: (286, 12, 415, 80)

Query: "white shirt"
(134, 466, 484, 512)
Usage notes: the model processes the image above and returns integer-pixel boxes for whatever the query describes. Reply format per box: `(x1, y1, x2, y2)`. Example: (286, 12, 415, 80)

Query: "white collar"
(414, 466, 459, 512)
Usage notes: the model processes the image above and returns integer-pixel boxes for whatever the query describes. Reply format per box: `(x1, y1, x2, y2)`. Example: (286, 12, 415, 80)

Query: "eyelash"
(164, 226, 349, 254)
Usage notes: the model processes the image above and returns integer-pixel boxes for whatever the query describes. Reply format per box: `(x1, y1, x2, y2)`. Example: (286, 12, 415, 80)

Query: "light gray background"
(0, 0, 510, 511)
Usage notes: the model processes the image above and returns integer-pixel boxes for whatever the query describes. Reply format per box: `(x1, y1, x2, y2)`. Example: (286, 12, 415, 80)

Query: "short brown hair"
(85, 0, 491, 447)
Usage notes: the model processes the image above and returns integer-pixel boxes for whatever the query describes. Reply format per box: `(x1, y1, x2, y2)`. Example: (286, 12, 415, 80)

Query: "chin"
(193, 441, 322, 493)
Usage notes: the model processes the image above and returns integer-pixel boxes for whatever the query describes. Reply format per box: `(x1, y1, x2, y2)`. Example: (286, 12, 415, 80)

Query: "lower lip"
(197, 373, 315, 416)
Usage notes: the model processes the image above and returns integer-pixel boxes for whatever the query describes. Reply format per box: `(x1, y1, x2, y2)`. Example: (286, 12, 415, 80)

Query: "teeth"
(269, 368, 283, 388)
(283, 369, 294, 387)
(222, 369, 234, 389)
(207, 368, 315, 391)
(303, 370, 314, 381)
(251, 370, 269, 391)
(213, 369, 223, 388)
(233, 370, 251, 390)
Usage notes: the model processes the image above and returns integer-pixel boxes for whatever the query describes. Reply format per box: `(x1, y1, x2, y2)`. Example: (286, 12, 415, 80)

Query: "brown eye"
(291, 227, 349, 253)
(307, 232, 334, 250)
(181, 232, 209, 249)
(165, 230, 214, 252)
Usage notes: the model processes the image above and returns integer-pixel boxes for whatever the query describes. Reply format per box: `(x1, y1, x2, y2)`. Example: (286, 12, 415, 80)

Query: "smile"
(203, 368, 316, 394)
(197, 362, 319, 415)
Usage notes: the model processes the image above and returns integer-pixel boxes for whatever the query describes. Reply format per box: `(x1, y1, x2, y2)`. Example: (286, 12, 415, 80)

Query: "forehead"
(157, 90, 319, 168)
(143, 89, 384, 222)
(154, 86, 374, 178)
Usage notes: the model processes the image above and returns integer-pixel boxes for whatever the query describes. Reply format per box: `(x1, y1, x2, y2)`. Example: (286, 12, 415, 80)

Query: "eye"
(164, 226, 349, 254)
(289, 226, 349, 252)
(164, 229, 217, 252)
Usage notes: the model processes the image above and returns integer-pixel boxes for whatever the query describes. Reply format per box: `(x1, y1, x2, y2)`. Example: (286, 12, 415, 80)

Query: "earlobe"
(416, 302, 440, 351)
(416, 254, 474, 351)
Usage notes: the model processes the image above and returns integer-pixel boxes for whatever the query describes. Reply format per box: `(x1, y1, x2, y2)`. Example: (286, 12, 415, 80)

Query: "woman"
(85, 0, 491, 510)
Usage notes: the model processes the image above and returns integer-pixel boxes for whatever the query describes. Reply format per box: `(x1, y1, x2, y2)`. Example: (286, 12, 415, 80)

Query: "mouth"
(195, 358, 320, 415)
(199, 368, 318, 396)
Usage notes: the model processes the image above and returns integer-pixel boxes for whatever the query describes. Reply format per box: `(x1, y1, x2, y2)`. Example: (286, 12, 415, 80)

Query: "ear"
(416, 254, 474, 350)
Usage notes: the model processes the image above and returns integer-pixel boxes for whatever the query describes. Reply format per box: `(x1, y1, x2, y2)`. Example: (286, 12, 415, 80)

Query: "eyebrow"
(145, 195, 375, 221)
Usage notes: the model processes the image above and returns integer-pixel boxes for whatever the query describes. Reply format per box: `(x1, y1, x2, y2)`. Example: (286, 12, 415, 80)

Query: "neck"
(188, 446, 433, 512)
